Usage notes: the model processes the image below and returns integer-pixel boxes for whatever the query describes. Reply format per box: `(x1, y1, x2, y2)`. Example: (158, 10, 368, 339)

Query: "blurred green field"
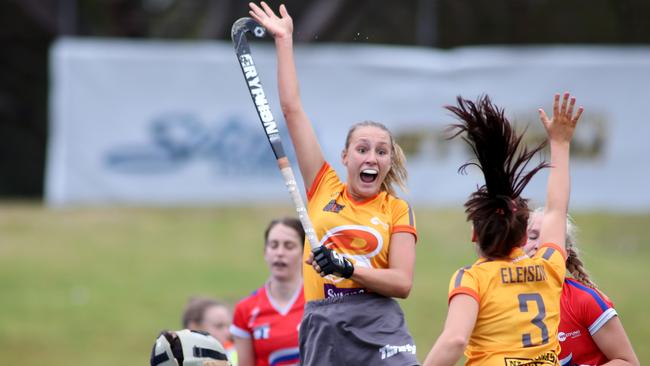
(0, 202, 648, 365)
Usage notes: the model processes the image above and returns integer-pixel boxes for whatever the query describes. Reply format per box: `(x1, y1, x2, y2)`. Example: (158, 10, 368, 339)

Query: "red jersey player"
(525, 209, 639, 366)
(230, 218, 305, 366)
(558, 278, 617, 365)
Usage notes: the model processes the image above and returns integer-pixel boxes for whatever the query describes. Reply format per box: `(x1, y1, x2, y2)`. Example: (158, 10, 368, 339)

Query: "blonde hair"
(533, 207, 596, 288)
(344, 121, 408, 197)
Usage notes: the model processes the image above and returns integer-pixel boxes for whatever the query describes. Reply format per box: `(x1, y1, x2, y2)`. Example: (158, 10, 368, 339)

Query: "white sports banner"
(47, 38, 650, 211)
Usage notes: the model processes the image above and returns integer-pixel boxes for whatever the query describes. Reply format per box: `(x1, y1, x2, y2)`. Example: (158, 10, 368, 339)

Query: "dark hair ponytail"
(447, 95, 549, 259)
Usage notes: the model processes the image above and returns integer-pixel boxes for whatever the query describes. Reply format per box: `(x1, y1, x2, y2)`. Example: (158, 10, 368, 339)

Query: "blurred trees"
(1, 0, 649, 197)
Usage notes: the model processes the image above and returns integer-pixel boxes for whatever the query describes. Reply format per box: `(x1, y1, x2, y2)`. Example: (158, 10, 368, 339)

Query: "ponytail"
(448, 95, 548, 259)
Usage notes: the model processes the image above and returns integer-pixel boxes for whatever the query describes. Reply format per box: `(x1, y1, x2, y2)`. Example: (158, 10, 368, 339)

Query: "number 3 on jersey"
(518, 293, 549, 347)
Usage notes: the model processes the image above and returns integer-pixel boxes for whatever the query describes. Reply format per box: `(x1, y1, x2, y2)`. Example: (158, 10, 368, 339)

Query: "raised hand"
(538, 92, 584, 144)
(248, 2, 293, 39)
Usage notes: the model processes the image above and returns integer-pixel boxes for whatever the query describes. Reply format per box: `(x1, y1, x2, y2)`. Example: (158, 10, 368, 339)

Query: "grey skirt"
(299, 293, 419, 366)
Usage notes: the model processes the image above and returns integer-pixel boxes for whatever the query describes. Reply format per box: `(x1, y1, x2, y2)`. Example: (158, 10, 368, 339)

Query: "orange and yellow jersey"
(303, 162, 417, 301)
(449, 244, 567, 366)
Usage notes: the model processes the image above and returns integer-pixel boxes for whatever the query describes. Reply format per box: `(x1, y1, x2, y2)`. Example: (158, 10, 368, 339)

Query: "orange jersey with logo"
(449, 245, 566, 366)
(304, 162, 417, 301)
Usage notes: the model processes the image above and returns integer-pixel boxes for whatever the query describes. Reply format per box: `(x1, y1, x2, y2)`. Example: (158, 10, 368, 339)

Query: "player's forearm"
(545, 141, 570, 215)
(602, 359, 640, 366)
(422, 334, 466, 366)
(275, 36, 304, 118)
(350, 266, 413, 298)
(233, 337, 255, 366)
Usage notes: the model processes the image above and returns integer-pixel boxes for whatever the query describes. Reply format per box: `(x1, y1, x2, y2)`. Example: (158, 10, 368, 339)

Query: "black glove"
(313, 246, 354, 278)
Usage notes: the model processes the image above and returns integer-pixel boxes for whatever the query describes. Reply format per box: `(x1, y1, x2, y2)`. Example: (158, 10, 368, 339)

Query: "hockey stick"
(231, 17, 320, 250)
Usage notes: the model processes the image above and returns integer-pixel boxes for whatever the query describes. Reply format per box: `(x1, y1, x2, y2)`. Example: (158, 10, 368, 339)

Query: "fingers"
(538, 108, 549, 125)
(566, 96, 576, 117)
(249, 2, 278, 22)
(279, 4, 289, 18)
(573, 106, 584, 124)
(305, 249, 326, 277)
(560, 92, 569, 115)
(260, 1, 278, 19)
(248, 2, 265, 18)
(312, 262, 323, 276)
(553, 93, 560, 118)
(311, 261, 326, 277)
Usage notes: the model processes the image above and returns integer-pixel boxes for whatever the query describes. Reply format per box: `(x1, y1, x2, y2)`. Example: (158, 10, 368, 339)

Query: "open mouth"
(272, 261, 288, 268)
(360, 169, 378, 183)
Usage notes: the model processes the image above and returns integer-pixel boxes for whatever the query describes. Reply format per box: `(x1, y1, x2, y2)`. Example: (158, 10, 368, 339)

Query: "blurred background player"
(525, 209, 640, 366)
(183, 296, 238, 365)
(230, 217, 305, 366)
(150, 328, 230, 366)
(248, 3, 419, 365)
(423, 92, 582, 365)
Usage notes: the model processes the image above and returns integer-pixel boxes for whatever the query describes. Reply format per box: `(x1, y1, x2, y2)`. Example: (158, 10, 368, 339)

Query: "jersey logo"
(252, 324, 270, 340)
(370, 216, 388, 230)
(323, 199, 345, 213)
(324, 284, 366, 298)
(558, 330, 581, 342)
(319, 225, 383, 283)
(379, 344, 416, 360)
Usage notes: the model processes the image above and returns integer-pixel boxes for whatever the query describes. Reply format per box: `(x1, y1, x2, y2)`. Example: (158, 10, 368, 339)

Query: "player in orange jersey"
(248, 3, 418, 365)
(423, 93, 583, 366)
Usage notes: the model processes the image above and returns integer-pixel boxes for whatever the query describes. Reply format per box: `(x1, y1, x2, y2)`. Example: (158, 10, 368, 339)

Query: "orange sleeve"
(306, 162, 331, 201)
(391, 199, 417, 242)
(448, 266, 479, 305)
(393, 225, 418, 242)
(449, 288, 480, 304)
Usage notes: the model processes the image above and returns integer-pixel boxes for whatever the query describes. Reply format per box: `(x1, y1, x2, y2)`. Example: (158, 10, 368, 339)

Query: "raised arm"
(537, 92, 583, 251)
(248, 2, 325, 189)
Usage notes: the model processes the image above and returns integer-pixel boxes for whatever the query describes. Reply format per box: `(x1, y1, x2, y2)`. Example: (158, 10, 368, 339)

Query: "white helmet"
(150, 329, 231, 366)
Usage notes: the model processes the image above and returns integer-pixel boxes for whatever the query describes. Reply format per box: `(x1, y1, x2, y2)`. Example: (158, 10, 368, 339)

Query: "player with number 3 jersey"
(424, 93, 583, 365)
(447, 242, 565, 364)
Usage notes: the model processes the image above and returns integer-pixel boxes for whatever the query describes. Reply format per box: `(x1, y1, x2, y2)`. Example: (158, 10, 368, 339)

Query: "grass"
(0, 202, 647, 365)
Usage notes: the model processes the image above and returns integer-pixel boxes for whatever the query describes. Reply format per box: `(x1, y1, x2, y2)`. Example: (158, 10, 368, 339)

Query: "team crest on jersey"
(323, 199, 345, 213)
(253, 324, 270, 340)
